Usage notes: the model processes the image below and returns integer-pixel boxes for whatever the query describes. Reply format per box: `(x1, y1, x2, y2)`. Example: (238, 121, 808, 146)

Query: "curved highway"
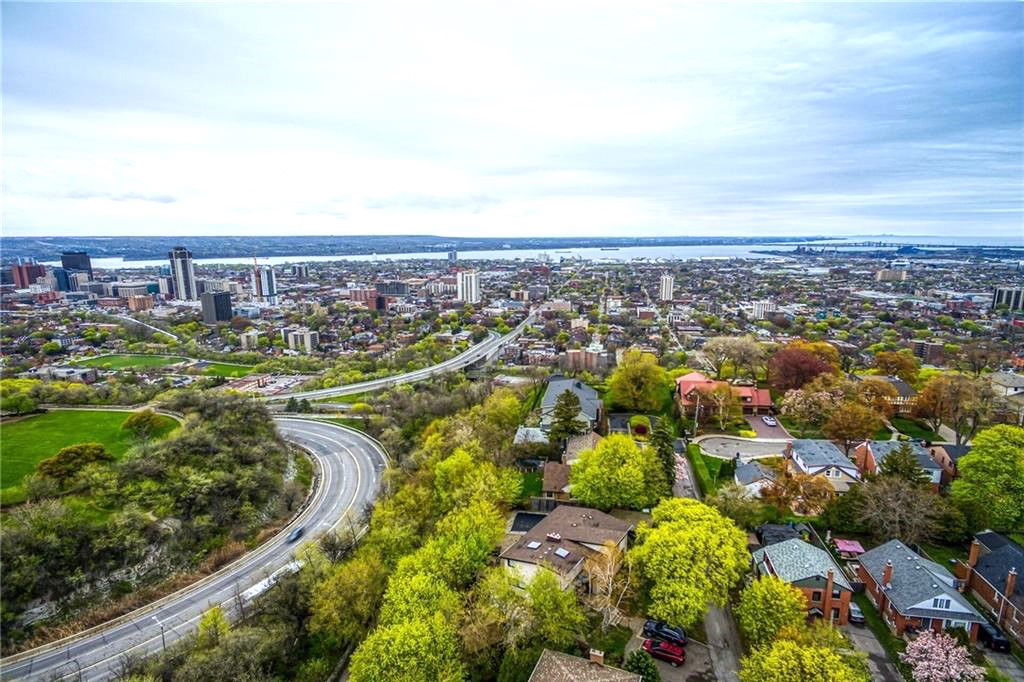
(265, 313, 535, 401)
(0, 419, 387, 681)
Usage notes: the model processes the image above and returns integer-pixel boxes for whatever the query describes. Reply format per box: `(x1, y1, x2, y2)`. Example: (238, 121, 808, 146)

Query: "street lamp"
(152, 615, 166, 652)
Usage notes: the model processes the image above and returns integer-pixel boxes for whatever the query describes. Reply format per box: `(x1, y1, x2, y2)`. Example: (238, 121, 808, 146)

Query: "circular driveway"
(696, 436, 787, 461)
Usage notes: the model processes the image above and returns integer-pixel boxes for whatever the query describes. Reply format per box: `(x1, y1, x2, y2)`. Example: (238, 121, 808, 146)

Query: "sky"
(2, 2, 1022, 240)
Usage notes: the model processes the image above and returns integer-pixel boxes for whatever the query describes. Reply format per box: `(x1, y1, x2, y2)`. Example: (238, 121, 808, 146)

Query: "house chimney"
(968, 539, 982, 568)
(1006, 567, 1018, 598)
(883, 560, 894, 588)
(589, 649, 605, 666)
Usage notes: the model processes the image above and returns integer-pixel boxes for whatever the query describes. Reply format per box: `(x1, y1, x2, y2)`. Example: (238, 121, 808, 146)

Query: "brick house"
(752, 538, 853, 625)
(955, 532, 1024, 646)
(675, 371, 772, 416)
(858, 539, 985, 641)
(928, 444, 971, 486)
(850, 440, 943, 491)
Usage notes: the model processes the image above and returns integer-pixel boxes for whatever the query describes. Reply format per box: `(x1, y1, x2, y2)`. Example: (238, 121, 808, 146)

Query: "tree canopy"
(735, 576, 808, 648)
(570, 434, 669, 510)
(608, 350, 669, 412)
(950, 425, 1024, 530)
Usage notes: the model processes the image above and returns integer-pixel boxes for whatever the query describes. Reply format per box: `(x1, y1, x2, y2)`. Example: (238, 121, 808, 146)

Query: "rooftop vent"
(546, 533, 562, 542)
(526, 540, 542, 549)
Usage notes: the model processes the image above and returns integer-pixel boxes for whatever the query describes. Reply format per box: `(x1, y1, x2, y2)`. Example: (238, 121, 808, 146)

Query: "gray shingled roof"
(859, 539, 983, 622)
(735, 460, 776, 486)
(867, 441, 941, 472)
(541, 377, 602, 426)
(752, 538, 852, 590)
(790, 439, 858, 471)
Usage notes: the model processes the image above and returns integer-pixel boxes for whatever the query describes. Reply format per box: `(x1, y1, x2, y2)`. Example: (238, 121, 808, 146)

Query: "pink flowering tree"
(900, 631, 983, 682)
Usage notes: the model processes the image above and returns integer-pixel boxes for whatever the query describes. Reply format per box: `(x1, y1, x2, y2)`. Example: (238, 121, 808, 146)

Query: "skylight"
(554, 547, 570, 558)
(526, 541, 541, 549)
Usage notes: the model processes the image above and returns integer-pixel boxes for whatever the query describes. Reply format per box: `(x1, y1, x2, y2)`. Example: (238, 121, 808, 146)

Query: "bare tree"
(584, 541, 634, 631)
(857, 477, 941, 546)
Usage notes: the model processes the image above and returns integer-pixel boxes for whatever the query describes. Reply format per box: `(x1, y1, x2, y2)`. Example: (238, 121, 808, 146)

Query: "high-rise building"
(250, 266, 277, 304)
(127, 295, 155, 312)
(753, 300, 777, 320)
(291, 264, 310, 279)
(992, 287, 1024, 312)
(51, 267, 73, 292)
(280, 327, 319, 353)
(157, 275, 174, 296)
(456, 269, 481, 304)
(239, 330, 261, 349)
(447, 249, 458, 264)
(659, 273, 675, 302)
(168, 246, 198, 300)
(376, 280, 410, 296)
(10, 262, 46, 288)
(60, 252, 93, 279)
(201, 291, 233, 324)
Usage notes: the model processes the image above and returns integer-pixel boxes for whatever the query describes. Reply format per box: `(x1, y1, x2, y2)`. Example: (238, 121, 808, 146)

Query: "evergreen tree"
(650, 420, 676, 486)
(879, 442, 929, 486)
(548, 390, 587, 445)
(623, 650, 661, 682)
(286, 396, 299, 412)
(299, 398, 312, 413)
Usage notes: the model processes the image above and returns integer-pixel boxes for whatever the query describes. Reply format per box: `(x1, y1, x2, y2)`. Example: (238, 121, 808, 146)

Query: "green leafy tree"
(0, 392, 36, 415)
(309, 551, 388, 647)
(739, 638, 869, 682)
(608, 351, 669, 412)
(735, 576, 807, 648)
(348, 615, 465, 682)
(547, 389, 587, 445)
(121, 409, 166, 439)
(623, 650, 662, 682)
(951, 425, 1024, 530)
(35, 442, 113, 485)
(878, 442, 930, 485)
(378, 570, 461, 627)
(286, 396, 299, 412)
(197, 606, 230, 649)
(525, 569, 587, 649)
(570, 434, 669, 510)
(822, 402, 882, 455)
(629, 498, 748, 628)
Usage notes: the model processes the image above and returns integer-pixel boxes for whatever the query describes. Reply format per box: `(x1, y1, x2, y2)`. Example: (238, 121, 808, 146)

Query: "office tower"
(753, 300, 777, 320)
(51, 267, 72, 292)
(250, 266, 277, 304)
(456, 269, 481, 304)
(70, 272, 92, 291)
(291, 264, 309, 279)
(60, 252, 93, 279)
(201, 291, 233, 324)
(447, 249, 458, 264)
(659, 273, 674, 302)
(157, 275, 174, 296)
(168, 246, 198, 300)
(11, 262, 46, 288)
(992, 287, 1024, 312)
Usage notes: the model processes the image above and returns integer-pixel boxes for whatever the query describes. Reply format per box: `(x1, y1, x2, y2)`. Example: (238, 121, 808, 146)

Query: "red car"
(642, 638, 686, 667)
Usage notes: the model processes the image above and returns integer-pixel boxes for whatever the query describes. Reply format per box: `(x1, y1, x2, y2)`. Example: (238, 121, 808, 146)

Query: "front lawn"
(686, 444, 735, 496)
(1, 410, 178, 505)
(891, 417, 941, 443)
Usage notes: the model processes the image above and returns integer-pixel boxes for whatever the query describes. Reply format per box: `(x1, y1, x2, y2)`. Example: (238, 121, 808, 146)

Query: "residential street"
(695, 436, 786, 461)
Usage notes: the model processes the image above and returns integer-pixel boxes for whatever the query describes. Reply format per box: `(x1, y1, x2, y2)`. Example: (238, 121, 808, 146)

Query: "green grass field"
(891, 417, 941, 442)
(198, 362, 254, 378)
(1, 410, 177, 504)
(72, 354, 187, 370)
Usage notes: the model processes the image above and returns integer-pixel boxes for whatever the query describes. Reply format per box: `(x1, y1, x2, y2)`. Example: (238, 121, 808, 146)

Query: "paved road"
(264, 314, 535, 401)
(695, 436, 787, 461)
(0, 419, 387, 682)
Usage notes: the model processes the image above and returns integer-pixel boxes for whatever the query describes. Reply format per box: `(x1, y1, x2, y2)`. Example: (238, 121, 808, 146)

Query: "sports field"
(72, 354, 188, 370)
(0, 410, 177, 504)
(196, 361, 255, 378)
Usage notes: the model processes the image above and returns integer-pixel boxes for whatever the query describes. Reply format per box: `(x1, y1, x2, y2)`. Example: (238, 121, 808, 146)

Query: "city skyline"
(3, 2, 1022, 239)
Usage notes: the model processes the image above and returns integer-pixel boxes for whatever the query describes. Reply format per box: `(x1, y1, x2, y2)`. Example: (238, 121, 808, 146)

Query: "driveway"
(842, 625, 902, 682)
(696, 436, 786, 461)
(987, 652, 1024, 682)
(744, 415, 791, 439)
(624, 630, 715, 681)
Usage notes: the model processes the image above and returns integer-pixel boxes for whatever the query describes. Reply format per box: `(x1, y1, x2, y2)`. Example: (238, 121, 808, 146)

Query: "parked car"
(978, 623, 1011, 652)
(643, 619, 687, 646)
(286, 527, 304, 543)
(642, 639, 686, 667)
(848, 603, 865, 625)
(761, 415, 778, 427)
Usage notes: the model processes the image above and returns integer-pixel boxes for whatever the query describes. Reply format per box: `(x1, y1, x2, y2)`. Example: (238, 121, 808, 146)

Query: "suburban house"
(564, 431, 602, 465)
(955, 532, 1024, 646)
(990, 371, 1024, 398)
(929, 444, 972, 485)
(675, 371, 772, 416)
(734, 460, 778, 498)
(528, 649, 640, 682)
(850, 440, 943, 490)
(785, 439, 860, 493)
(752, 538, 853, 625)
(541, 462, 572, 500)
(858, 539, 986, 641)
(500, 505, 632, 590)
(540, 376, 604, 433)
(852, 374, 917, 413)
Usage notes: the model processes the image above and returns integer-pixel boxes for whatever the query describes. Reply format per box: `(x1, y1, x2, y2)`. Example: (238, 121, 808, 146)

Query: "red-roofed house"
(676, 371, 772, 415)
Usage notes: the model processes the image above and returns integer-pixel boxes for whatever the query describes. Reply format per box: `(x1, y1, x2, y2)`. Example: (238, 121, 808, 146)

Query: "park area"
(192, 361, 254, 378)
(72, 354, 188, 370)
(0, 409, 177, 505)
